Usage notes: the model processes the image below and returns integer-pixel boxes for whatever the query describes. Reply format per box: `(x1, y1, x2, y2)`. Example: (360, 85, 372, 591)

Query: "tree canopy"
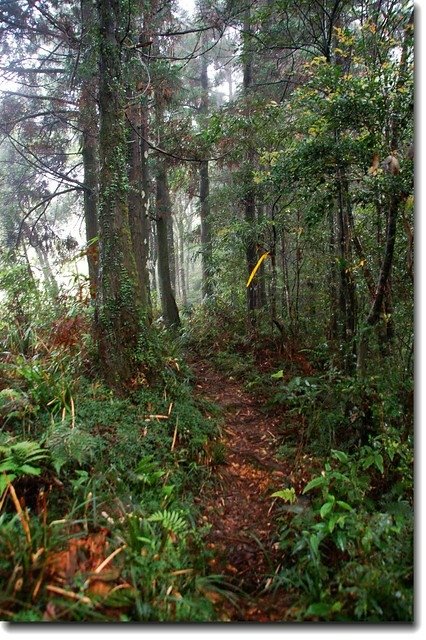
(0, 0, 414, 624)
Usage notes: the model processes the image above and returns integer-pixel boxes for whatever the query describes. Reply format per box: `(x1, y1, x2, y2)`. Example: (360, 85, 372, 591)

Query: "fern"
(0, 440, 50, 493)
(148, 509, 188, 536)
(45, 421, 103, 474)
(136, 455, 165, 486)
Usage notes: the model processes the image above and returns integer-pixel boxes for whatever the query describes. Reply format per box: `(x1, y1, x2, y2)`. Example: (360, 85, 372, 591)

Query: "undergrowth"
(182, 299, 414, 622)
(0, 258, 223, 621)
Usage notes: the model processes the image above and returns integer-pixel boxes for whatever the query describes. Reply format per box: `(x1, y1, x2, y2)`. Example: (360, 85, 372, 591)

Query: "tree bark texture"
(80, 0, 99, 299)
(126, 98, 151, 313)
(96, 0, 146, 385)
(242, 6, 261, 317)
(199, 34, 213, 299)
(155, 157, 180, 328)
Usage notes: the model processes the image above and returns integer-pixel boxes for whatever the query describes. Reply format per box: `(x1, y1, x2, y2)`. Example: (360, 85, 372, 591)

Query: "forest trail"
(191, 357, 302, 622)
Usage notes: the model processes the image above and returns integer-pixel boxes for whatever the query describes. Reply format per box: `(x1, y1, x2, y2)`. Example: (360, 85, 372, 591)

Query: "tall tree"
(242, 5, 262, 317)
(80, 0, 100, 299)
(95, 0, 148, 385)
(155, 154, 181, 328)
(199, 28, 213, 299)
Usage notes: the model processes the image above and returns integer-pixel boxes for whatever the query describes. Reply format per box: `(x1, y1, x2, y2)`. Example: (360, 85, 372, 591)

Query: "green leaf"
(330, 471, 350, 483)
(320, 500, 334, 519)
(270, 488, 297, 503)
(0, 473, 15, 494)
(306, 602, 332, 617)
(309, 533, 321, 556)
(303, 475, 325, 493)
(335, 530, 347, 551)
(327, 512, 342, 533)
(374, 453, 384, 474)
(336, 500, 353, 511)
(18, 464, 41, 476)
(361, 454, 374, 469)
(331, 450, 349, 464)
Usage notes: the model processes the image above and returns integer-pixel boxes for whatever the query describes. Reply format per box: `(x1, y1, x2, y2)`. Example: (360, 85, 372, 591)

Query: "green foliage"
(271, 487, 296, 504)
(270, 366, 413, 454)
(44, 419, 104, 475)
(0, 388, 31, 424)
(112, 505, 217, 622)
(0, 0, 414, 623)
(148, 508, 188, 536)
(182, 298, 248, 357)
(135, 455, 166, 486)
(274, 445, 413, 621)
(0, 261, 221, 621)
(0, 439, 50, 493)
(13, 355, 74, 417)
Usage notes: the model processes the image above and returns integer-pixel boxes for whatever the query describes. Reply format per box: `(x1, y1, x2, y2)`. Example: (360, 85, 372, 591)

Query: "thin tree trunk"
(167, 213, 176, 295)
(335, 159, 357, 371)
(199, 34, 213, 299)
(357, 9, 413, 375)
(281, 231, 291, 324)
(21, 222, 58, 296)
(242, 6, 261, 318)
(155, 157, 180, 329)
(327, 207, 339, 343)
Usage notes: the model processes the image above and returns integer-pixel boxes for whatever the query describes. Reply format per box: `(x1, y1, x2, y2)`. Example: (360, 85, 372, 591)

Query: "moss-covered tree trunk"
(126, 97, 151, 315)
(80, 0, 99, 300)
(96, 0, 146, 386)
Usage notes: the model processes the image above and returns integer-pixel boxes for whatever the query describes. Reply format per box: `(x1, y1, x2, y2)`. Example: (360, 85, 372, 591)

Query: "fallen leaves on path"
(190, 358, 307, 621)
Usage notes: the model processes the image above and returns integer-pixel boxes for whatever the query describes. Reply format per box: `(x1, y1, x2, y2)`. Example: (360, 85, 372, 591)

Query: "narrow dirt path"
(191, 357, 306, 621)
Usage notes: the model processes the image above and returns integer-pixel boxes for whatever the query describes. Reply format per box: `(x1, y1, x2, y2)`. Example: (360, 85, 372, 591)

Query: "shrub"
(273, 446, 413, 621)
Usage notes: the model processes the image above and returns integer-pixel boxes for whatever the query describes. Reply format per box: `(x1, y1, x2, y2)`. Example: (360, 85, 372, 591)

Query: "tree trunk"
(327, 207, 339, 343)
(95, 0, 147, 386)
(167, 212, 176, 295)
(335, 157, 357, 371)
(155, 157, 180, 329)
(199, 37, 213, 299)
(80, 0, 99, 300)
(357, 9, 413, 375)
(21, 222, 58, 297)
(177, 217, 187, 306)
(126, 98, 151, 313)
(242, 7, 261, 318)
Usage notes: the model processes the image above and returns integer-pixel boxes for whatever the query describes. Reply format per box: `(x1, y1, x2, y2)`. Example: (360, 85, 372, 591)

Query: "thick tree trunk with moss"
(80, 0, 99, 299)
(126, 98, 151, 314)
(155, 157, 180, 329)
(96, 0, 146, 386)
(81, 127, 99, 299)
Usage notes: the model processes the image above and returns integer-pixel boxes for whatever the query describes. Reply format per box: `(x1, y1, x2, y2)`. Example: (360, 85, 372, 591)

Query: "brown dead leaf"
(87, 579, 112, 598)
(202, 590, 223, 604)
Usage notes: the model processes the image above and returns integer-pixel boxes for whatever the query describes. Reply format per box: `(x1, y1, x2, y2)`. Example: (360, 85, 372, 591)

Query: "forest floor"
(190, 354, 315, 622)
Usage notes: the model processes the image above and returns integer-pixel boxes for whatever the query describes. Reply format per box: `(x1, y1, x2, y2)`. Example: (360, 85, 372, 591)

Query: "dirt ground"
(191, 357, 312, 621)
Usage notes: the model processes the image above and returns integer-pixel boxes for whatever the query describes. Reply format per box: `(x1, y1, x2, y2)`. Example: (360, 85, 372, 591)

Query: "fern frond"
(148, 509, 188, 535)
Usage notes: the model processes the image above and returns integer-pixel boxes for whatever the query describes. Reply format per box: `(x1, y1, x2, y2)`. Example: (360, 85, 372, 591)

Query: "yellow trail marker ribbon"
(246, 252, 270, 288)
